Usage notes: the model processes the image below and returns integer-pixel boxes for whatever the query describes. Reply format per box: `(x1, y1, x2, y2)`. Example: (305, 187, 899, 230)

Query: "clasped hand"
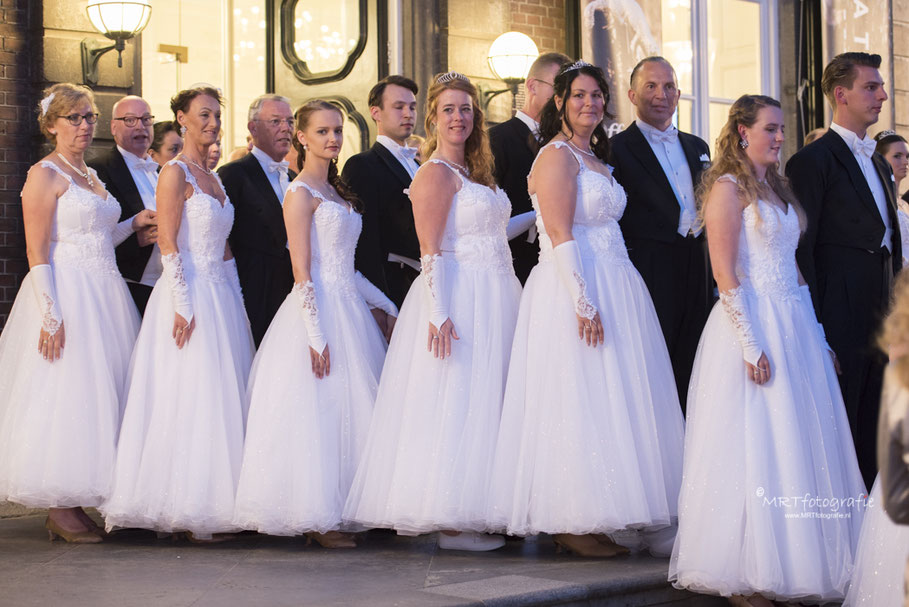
(133, 209, 158, 247)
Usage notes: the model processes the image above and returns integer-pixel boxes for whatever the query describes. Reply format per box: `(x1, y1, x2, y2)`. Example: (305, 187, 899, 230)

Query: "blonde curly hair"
(37, 83, 97, 145)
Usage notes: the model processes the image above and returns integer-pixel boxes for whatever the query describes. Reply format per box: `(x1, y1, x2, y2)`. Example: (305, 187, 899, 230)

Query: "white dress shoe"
(437, 531, 505, 551)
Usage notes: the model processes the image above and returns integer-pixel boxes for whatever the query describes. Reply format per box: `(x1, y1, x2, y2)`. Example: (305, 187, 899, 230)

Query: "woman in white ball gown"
(0, 83, 150, 543)
(669, 95, 865, 606)
(343, 72, 521, 551)
(486, 61, 684, 558)
(102, 86, 255, 541)
(233, 100, 397, 548)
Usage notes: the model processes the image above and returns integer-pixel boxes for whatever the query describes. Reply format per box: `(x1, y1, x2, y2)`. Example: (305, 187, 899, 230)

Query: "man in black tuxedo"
(89, 95, 159, 314)
(219, 94, 295, 346)
(342, 76, 420, 322)
(609, 57, 712, 412)
(489, 52, 570, 284)
(787, 52, 900, 487)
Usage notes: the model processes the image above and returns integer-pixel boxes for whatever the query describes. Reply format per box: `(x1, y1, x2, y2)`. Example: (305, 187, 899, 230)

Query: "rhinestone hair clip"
(436, 71, 469, 84)
(560, 60, 594, 75)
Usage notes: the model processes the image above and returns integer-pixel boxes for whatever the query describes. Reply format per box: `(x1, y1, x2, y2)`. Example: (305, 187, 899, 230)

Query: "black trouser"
(625, 234, 713, 414)
(126, 282, 153, 316)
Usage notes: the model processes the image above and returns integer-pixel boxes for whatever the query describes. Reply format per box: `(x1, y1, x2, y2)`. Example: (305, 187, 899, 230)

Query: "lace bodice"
(168, 160, 234, 283)
(720, 175, 802, 299)
(287, 181, 362, 297)
(530, 142, 630, 265)
(420, 159, 513, 273)
(32, 161, 122, 276)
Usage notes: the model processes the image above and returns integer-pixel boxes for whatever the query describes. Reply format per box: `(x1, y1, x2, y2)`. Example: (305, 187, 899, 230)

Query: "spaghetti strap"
(529, 140, 583, 176)
(287, 180, 326, 202)
(36, 160, 73, 181)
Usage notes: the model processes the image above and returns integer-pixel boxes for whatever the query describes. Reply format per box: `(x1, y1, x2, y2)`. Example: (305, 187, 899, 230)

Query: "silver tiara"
(560, 60, 594, 75)
(436, 71, 469, 84)
(877, 129, 899, 139)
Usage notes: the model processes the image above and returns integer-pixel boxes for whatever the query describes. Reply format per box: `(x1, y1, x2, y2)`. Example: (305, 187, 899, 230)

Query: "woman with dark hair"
(343, 72, 521, 552)
(102, 86, 255, 541)
(486, 61, 683, 558)
(233, 100, 397, 548)
(669, 95, 864, 605)
(874, 130, 909, 266)
(149, 121, 183, 168)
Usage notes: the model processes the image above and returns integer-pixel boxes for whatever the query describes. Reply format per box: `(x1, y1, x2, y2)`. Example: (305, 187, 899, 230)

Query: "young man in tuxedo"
(89, 95, 160, 314)
(342, 75, 420, 333)
(608, 56, 712, 413)
(219, 94, 295, 346)
(787, 52, 900, 487)
(489, 52, 570, 284)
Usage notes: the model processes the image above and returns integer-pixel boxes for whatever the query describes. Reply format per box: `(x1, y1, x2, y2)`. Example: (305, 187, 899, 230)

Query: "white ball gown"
(233, 182, 394, 536)
(0, 161, 140, 507)
(486, 141, 685, 550)
(101, 160, 254, 538)
(343, 159, 521, 534)
(669, 175, 866, 602)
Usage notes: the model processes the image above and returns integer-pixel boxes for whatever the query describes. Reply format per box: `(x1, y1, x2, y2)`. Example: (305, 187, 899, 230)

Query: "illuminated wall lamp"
(81, 0, 153, 86)
(482, 32, 539, 113)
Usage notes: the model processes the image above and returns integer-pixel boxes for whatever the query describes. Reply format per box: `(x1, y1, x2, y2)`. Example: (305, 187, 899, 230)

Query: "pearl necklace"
(565, 139, 596, 158)
(180, 154, 212, 175)
(56, 153, 94, 186)
(438, 157, 469, 175)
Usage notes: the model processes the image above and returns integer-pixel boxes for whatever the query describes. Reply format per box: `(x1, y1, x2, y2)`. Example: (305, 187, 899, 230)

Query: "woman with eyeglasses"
(0, 83, 153, 542)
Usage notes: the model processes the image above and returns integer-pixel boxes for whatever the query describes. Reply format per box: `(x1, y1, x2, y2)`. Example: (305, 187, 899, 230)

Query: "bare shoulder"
(23, 159, 67, 198)
(410, 160, 459, 200)
(284, 179, 320, 214)
(707, 178, 747, 211)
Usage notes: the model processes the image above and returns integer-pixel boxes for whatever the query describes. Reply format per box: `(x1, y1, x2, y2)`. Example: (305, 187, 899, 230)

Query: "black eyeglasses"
(256, 118, 295, 129)
(114, 114, 155, 127)
(62, 112, 99, 126)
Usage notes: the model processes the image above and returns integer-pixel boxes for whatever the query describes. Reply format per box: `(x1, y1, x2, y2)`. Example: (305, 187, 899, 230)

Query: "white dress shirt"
(250, 145, 290, 203)
(829, 122, 893, 252)
(117, 146, 162, 286)
(376, 135, 419, 179)
(636, 119, 699, 237)
(514, 110, 540, 136)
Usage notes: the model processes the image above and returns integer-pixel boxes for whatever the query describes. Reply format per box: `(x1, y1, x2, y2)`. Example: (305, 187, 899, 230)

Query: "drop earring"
(739, 138, 748, 149)
(180, 125, 187, 136)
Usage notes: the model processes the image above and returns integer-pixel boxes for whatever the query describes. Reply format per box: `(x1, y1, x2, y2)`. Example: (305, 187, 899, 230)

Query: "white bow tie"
(650, 127, 678, 145)
(400, 146, 418, 161)
(853, 138, 876, 159)
(132, 157, 159, 173)
(267, 160, 290, 174)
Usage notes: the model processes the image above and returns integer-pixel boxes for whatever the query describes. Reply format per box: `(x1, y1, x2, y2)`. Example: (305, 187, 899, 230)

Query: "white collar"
(117, 145, 151, 165)
(250, 145, 285, 168)
(829, 122, 871, 148)
(376, 135, 411, 154)
(514, 110, 539, 134)
(635, 119, 677, 141)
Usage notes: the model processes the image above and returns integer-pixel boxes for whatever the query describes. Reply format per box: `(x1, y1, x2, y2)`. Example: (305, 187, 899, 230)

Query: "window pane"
(660, 0, 693, 94)
(706, 0, 761, 99)
(675, 98, 693, 134)
(709, 101, 732, 154)
(231, 1, 267, 156)
(293, 1, 360, 74)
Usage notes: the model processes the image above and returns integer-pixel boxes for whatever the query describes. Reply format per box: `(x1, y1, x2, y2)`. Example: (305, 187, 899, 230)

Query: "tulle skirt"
(233, 286, 388, 536)
(844, 476, 909, 606)
(0, 266, 140, 507)
(669, 289, 866, 602)
(101, 275, 254, 538)
(486, 255, 684, 543)
(343, 260, 521, 534)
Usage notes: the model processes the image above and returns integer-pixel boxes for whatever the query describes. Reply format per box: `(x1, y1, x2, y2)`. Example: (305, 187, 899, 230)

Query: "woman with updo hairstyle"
(149, 121, 183, 168)
(102, 86, 255, 542)
(233, 100, 397, 548)
(485, 61, 683, 558)
(874, 130, 909, 265)
(669, 95, 864, 605)
(344, 72, 521, 552)
(0, 82, 151, 542)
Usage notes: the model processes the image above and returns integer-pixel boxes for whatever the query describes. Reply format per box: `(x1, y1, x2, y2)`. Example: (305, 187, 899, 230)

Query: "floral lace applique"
(718, 285, 763, 364)
(572, 271, 597, 320)
(41, 292, 62, 335)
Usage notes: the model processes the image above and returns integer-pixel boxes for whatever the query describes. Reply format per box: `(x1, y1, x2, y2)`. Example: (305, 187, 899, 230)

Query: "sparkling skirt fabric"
(342, 260, 521, 534)
(233, 288, 388, 536)
(844, 476, 909, 606)
(101, 277, 254, 538)
(669, 290, 866, 602)
(486, 255, 685, 540)
(0, 268, 139, 508)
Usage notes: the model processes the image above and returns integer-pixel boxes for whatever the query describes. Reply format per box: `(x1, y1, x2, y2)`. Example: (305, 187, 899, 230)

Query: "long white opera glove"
(354, 271, 398, 317)
(224, 258, 243, 304)
(506, 211, 537, 240)
(161, 252, 193, 323)
(112, 218, 134, 246)
(552, 240, 597, 320)
(293, 280, 327, 355)
(799, 284, 833, 353)
(29, 264, 62, 335)
(719, 286, 763, 365)
(421, 253, 449, 329)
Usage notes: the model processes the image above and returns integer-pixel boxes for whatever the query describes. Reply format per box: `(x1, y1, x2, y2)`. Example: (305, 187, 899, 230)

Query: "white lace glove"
(421, 253, 449, 329)
(354, 271, 398, 317)
(224, 258, 243, 304)
(29, 264, 62, 336)
(719, 286, 763, 365)
(161, 252, 193, 323)
(112, 218, 134, 246)
(293, 280, 327, 355)
(552, 240, 597, 320)
(799, 284, 832, 352)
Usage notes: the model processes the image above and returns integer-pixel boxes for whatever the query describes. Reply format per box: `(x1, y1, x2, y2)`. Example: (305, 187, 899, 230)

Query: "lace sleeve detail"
(552, 240, 597, 320)
(293, 280, 327, 354)
(28, 264, 62, 335)
(719, 285, 763, 365)
(421, 253, 450, 329)
(161, 251, 193, 323)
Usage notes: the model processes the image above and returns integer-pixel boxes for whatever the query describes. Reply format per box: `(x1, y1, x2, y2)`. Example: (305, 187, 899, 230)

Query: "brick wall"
(509, 0, 567, 55)
(893, 0, 909, 196)
(0, 0, 35, 328)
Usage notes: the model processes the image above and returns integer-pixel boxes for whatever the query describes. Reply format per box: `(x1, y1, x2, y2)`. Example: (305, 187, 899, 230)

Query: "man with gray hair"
(219, 94, 295, 345)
